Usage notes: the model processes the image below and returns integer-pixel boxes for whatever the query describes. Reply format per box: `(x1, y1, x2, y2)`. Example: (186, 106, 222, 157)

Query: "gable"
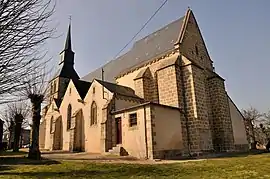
(178, 9, 213, 70)
(43, 100, 60, 120)
(60, 80, 82, 109)
(83, 80, 114, 103)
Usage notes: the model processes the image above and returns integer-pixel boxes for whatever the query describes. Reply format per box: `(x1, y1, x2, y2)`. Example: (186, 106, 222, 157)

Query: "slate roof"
(64, 24, 72, 51)
(73, 80, 92, 99)
(95, 79, 141, 99)
(53, 98, 62, 108)
(81, 16, 185, 83)
(52, 64, 79, 80)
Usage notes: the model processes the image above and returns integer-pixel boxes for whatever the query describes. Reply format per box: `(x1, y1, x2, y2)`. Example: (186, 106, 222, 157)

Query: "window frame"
(50, 117, 54, 133)
(129, 113, 137, 127)
(90, 101, 97, 126)
(67, 104, 72, 130)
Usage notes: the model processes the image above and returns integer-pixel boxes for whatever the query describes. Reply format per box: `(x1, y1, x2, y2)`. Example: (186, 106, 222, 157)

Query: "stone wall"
(179, 64, 201, 153)
(179, 9, 213, 71)
(101, 99, 114, 153)
(53, 117, 63, 150)
(134, 68, 153, 102)
(134, 78, 144, 99)
(68, 114, 76, 152)
(116, 53, 180, 104)
(190, 65, 213, 151)
(207, 76, 235, 152)
(157, 65, 180, 107)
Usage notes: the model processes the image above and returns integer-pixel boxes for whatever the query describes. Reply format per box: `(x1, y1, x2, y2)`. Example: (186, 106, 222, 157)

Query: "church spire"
(64, 22, 72, 51)
(59, 20, 75, 65)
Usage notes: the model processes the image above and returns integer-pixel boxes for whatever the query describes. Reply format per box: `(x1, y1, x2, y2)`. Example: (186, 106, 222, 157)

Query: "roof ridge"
(95, 79, 132, 89)
(133, 16, 185, 46)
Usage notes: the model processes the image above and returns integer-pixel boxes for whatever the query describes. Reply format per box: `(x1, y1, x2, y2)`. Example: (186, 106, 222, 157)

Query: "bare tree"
(7, 102, 29, 152)
(242, 107, 263, 149)
(0, 0, 55, 104)
(21, 65, 50, 160)
(0, 109, 14, 149)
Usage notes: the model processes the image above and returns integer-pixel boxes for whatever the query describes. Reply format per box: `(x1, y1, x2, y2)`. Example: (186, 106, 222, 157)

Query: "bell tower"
(49, 22, 79, 103)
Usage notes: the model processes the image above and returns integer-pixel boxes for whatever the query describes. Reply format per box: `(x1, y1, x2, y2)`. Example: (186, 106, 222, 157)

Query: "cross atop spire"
(64, 21, 72, 51)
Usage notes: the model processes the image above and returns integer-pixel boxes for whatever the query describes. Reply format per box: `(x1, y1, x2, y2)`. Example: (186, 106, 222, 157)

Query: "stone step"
(107, 145, 128, 156)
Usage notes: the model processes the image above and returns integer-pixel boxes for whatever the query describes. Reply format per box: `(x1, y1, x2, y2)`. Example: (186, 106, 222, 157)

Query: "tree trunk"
(13, 114, 23, 152)
(8, 123, 14, 149)
(250, 121, 257, 149)
(28, 97, 42, 160)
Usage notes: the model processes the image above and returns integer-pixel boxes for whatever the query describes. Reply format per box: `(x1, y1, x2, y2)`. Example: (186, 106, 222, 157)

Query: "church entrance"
(53, 117, 63, 150)
(73, 110, 83, 152)
(115, 117, 122, 144)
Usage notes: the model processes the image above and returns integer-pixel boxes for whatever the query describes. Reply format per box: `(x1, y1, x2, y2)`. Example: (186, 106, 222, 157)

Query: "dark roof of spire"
(52, 63, 79, 80)
(64, 24, 72, 51)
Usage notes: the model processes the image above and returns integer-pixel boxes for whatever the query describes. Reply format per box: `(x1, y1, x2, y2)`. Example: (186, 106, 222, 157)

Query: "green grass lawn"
(1, 153, 270, 179)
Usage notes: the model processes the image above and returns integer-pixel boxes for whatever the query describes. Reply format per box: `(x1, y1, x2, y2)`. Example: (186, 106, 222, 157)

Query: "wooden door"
(115, 118, 122, 144)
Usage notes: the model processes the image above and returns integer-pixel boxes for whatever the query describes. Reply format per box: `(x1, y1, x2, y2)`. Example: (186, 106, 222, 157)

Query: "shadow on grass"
(165, 149, 268, 161)
(0, 150, 28, 156)
(0, 156, 60, 166)
(203, 150, 268, 159)
(0, 166, 172, 178)
(0, 165, 13, 172)
(41, 150, 73, 155)
(44, 156, 139, 162)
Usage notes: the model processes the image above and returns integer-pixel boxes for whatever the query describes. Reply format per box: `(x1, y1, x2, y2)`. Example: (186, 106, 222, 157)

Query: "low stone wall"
(153, 149, 184, 159)
(234, 144, 249, 152)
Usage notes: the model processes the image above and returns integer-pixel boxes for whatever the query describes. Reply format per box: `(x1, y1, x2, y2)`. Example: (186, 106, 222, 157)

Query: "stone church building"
(39, 9, 248, 159)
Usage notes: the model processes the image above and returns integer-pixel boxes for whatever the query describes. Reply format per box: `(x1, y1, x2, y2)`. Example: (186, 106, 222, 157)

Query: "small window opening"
(195, 45, 199, 55)
(67, 104, 72, 130)
(50, 117, 54, 133)
(53, 81, 57, 92)
(129, 113, 137, 127)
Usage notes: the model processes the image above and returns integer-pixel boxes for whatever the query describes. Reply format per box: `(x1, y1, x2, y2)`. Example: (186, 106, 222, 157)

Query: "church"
(39, 9, 249, 159)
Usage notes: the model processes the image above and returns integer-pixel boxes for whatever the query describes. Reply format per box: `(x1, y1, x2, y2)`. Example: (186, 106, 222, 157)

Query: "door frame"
(115, 117, 122, 144)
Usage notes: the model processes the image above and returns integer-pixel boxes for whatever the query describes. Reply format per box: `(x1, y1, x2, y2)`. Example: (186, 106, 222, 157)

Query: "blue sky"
(47, 0, 270, 112)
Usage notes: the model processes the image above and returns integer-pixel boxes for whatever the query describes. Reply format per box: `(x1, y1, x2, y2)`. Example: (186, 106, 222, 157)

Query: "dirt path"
(41, 151, 206, 164)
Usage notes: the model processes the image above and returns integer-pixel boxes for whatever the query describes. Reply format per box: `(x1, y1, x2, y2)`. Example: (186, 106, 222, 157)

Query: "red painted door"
(116, 118, 122, 144)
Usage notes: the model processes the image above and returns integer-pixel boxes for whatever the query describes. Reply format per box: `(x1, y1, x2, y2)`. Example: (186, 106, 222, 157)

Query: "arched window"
(90, 101, 97, 125)
(50, 116, 54, 133)
(67, 104, 72, 130)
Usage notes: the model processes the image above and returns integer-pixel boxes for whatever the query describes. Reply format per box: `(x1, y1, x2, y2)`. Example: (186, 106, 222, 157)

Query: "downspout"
(179, 55, 192, 157)
(143, 105, 148, 159)
(102, 68, 105, 100)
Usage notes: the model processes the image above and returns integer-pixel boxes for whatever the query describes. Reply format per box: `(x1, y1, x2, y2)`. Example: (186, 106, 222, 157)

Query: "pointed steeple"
(64, 23, 72, 51)
(59, 21, 75, 65)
